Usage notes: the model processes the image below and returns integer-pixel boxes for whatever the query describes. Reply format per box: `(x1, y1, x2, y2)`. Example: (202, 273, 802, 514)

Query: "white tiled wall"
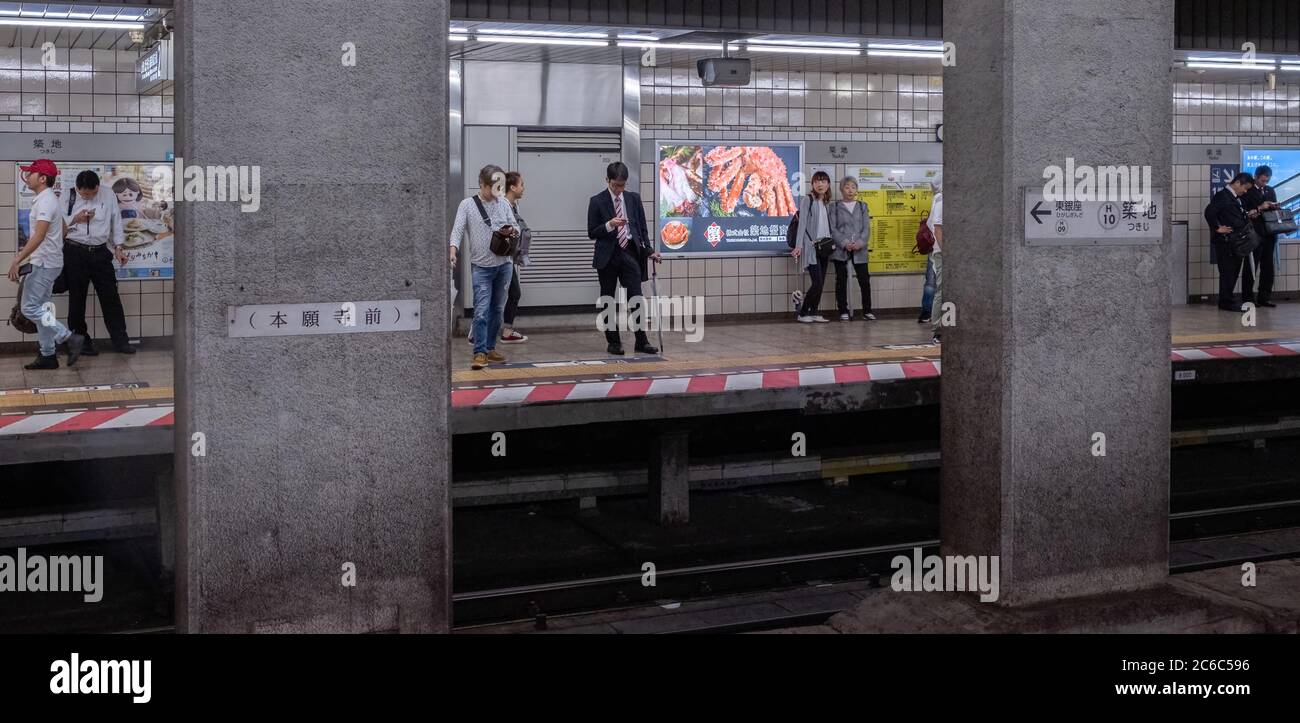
(639, 68, 941, 314)
(1174, 81, 1300, 300)
(0, 49, 174, 346)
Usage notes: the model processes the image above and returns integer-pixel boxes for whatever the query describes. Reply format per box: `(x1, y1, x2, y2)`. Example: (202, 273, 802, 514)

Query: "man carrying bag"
(1205, 172, 1260, 312)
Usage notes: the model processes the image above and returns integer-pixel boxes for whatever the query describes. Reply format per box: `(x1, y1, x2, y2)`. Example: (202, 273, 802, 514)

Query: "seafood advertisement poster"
(16, 162, 175, 280)
(656, 142, 802, 255)
(855, 164, 942, 275)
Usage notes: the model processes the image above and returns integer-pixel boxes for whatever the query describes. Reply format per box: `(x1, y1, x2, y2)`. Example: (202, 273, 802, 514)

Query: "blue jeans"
(920, 254, 937, 317)
(21, 264, 72, 357)
(471, 263, 512, 355)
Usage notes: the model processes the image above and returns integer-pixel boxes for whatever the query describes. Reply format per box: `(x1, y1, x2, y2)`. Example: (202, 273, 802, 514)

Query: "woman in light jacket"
(791, 171, 834, 323)
(829, 176, 874, 321)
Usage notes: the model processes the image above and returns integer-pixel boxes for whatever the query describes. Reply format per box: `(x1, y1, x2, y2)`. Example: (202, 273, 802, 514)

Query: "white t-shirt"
(927, 193, 943, 253)
(27, 187, 65, 269)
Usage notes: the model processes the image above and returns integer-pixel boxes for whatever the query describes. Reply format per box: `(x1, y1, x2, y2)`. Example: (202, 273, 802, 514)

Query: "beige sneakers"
(486, 350, 506, 363)
(471, 352, 487, 370)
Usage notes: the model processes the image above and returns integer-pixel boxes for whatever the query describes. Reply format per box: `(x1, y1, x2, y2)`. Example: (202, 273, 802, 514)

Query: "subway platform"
(3, 303, 1300, 463)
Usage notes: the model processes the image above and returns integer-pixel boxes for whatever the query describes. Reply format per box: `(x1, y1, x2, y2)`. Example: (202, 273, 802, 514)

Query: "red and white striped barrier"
(1169, 341, 1300, 361)
(452, 360, 942, 408)
(0, 405, 173, 437)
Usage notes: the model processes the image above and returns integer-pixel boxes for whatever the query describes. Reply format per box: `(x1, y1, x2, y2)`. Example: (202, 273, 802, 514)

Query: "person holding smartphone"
(63, 170, 135, 355)
(6, 159, 86, 369)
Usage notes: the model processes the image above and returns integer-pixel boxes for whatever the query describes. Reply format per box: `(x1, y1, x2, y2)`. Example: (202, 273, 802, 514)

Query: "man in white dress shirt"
(63, 169, 135, 355)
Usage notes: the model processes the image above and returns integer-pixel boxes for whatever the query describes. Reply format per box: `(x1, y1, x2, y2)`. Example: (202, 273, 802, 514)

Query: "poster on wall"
(855, 165, 941, 274)
(656, 141, 803, 255)
(1241, 147, 1300, 241)
(16, 162, 175, 280)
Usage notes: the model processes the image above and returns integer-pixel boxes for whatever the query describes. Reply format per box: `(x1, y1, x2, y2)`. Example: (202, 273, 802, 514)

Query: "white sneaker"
(812, 316, 830, 323)
(863, 312, 877, 321)
(839, 313, 850, 321)
(797, 315, 816, 323)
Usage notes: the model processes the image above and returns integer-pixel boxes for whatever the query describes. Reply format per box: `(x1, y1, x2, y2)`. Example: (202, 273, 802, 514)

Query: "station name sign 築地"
(1023, 189, 1164, 246)
(228, 300, 421, 338)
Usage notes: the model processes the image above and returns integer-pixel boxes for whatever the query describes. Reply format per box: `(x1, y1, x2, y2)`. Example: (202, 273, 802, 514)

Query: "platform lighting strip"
(458, 31, 946, 59)
(1185, 55, 1300, 71)
(0, 17, 145, 29)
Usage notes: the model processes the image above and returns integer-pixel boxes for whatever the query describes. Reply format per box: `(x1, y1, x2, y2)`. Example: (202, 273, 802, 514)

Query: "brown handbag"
(9, 276, 36, 334)
(472, 196, 520, 257)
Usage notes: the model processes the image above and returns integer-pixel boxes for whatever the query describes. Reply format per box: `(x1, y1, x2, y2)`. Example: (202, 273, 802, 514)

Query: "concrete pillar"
(174, 0, 451, 632)
(942, 1, 1173, 604)
(649, 431, 690, 526)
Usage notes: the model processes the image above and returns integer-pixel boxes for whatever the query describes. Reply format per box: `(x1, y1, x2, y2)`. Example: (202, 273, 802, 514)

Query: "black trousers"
(799, 256, 828, 316)
(596, 246, 650, 348)
(832, 259, 872, 315)
(1213, 239, 1255, 306)
(1251, 234, 1277, 304)
(503, 263, 522, 325)
(63, 242, 129, 345)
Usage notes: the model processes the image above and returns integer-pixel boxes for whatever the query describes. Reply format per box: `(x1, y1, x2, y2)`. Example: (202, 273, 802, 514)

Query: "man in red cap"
(7, 159, 86, 369)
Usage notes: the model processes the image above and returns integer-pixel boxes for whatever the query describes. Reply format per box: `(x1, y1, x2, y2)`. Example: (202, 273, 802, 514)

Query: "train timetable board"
(855, 164, 941, 274)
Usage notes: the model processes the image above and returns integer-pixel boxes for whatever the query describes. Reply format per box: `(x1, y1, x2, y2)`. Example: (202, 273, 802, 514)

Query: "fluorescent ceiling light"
(617, 34, 660, 41)
(474, 35, 609, 47)
(749, 39, 861, 49)
(867, 49, 943, 59)
(0, 18, 145, 29)
(744, 44, 861, 56)
(449, 35, 468, 43)
(869, 42, 944, 51)
(1185, 61, 1276, 70)
(474, 27, 608, 38)
(617, 41, 724, 51)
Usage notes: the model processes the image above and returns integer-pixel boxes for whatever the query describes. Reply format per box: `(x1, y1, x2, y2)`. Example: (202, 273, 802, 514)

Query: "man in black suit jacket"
(1242, 165, 1281, 307)
(588, 161, 661, 355)
(1205, 172, 1258, 311)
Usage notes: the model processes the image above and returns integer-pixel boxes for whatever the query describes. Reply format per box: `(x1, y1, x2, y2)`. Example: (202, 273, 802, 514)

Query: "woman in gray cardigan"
(829, 176, 875, 320)
(791, 171, 834, 322)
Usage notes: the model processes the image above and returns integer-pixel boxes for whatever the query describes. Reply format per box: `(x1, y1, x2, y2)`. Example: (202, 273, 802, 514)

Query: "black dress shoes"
(635, 344, 659, 355)
(24, 354, 58, 370)
(80, 339, 99, 356)
(114, 343, 137, 354)
(1258, 301, 1277, 308)
(607, 344, 625, 356)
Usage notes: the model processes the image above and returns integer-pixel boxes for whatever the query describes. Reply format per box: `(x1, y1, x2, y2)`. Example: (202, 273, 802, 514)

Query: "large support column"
(174, 1, 451, 632)
(942, 1, 1173, 604)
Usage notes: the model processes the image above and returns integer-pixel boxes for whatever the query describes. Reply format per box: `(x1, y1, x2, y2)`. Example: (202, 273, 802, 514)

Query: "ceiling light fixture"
(474, 35, 610, 47)
(748, 39, 862, 49)
(866, 49, 943, 59)
(743, 44, 861, 56)
(472, 27, 609, 38)
(0, 18, 145, 29)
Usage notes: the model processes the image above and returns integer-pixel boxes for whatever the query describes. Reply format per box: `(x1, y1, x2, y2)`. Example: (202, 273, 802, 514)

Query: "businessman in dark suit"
(588, 161, 660, 355)
(1242, 165, 1281, 307)
(1205, 172, 1258, 311)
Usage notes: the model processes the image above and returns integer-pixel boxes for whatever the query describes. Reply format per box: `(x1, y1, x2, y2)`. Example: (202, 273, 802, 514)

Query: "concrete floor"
(2, 302, 1299, 393)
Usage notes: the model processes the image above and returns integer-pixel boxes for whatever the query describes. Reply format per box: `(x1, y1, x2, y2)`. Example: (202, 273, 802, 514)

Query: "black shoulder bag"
(471, 196, 518, 258)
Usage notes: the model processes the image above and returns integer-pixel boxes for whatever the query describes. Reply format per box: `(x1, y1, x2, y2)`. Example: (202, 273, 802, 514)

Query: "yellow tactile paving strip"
(0, 386, 174, 412)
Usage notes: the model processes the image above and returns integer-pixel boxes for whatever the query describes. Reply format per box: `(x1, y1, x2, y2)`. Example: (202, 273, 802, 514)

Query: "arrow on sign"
(1030, 201, 1051, 224)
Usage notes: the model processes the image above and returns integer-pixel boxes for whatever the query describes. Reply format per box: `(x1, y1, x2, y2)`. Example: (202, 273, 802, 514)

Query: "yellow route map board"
(855, 165, 941, 274)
